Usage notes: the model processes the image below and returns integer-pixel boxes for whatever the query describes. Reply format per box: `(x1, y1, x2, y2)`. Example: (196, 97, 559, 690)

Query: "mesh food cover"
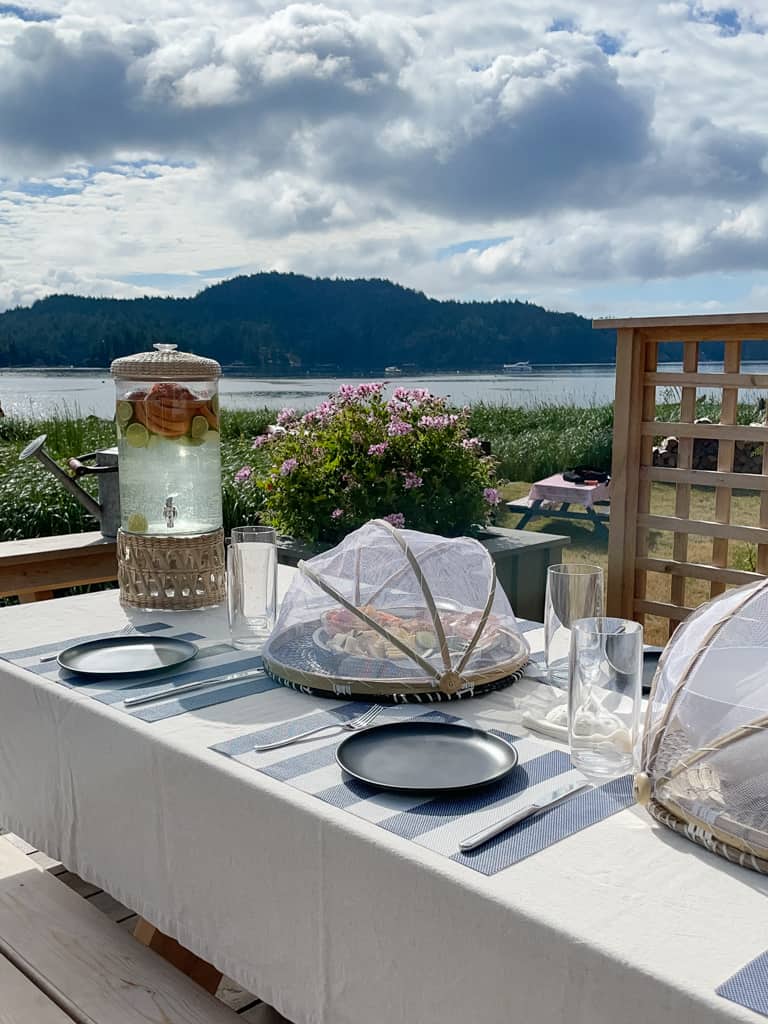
(636, 577, 768, 873)
(262, 519, 530, 701)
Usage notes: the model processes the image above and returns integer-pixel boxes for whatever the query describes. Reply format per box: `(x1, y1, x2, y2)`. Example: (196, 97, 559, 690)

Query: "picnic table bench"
(0, 834, 240, 1024)
(0, 531, 117, 603)
(507, 473, 611, 534)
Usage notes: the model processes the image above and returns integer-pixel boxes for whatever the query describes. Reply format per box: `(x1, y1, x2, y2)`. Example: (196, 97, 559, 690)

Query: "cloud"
(0, 0, 767, 316)
(318, 50, 653, 219)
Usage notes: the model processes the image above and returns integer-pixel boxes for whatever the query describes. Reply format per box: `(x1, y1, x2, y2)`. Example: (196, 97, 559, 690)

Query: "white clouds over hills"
(1, 0, 767, 315)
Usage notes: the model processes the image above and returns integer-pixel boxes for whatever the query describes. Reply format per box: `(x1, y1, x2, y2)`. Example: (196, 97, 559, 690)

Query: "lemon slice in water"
(190, 415, 209, 439)
(116, 400, 133, 425)
(126, 512, 148, 532)
(125, 422, 149, 448)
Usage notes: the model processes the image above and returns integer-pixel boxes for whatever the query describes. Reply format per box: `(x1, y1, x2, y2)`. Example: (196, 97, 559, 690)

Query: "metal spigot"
(163, 495, 178, 529)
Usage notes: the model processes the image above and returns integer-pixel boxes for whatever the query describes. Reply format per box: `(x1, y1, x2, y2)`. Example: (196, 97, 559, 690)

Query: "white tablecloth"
(0, 580, 765, 1024)
(528, 473, 611, 508)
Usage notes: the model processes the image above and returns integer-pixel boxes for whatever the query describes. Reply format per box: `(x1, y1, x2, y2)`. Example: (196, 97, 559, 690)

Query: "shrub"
(236, 384, 499, 542)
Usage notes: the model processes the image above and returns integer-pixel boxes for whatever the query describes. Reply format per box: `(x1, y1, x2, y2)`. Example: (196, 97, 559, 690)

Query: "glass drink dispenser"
(111, 343, 225, 610)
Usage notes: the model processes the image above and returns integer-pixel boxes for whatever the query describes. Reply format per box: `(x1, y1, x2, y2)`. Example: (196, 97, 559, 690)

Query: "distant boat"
(502, 361, 532, 374)
(385, 365, 403, 375)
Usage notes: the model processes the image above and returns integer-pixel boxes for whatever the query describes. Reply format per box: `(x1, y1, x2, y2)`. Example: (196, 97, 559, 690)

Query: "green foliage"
(241, 385, 498, 542)
(0, 407, 116, 452)
(7, 396, 766, 546)
(469, 401, 614, 481)
(219, 407, 274, 440)
(0, 272, 612, 371)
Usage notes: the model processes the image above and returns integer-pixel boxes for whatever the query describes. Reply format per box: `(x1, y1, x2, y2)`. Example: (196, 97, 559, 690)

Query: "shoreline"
(0, 363, 619, 376)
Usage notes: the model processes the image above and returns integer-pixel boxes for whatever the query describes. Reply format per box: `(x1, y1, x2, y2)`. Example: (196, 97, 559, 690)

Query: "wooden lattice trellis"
(593, 314, 768, 638)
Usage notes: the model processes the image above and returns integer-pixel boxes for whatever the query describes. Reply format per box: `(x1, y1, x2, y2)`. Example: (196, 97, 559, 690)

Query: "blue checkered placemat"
(1, 622, 279, 722)
(212, 706, 634, 876)
(718, 950, 768, 1017)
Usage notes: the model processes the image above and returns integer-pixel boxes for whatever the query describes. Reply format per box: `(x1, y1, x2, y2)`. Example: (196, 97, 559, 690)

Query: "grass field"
(499, 481, 761, 644)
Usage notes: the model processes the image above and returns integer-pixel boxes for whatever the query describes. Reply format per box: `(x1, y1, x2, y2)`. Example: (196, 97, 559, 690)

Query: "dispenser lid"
(111, 343, 221, 381)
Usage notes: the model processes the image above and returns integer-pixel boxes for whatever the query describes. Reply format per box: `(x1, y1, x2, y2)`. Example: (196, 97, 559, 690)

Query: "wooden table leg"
(18, 590, 55, 603)
(515, 499, 543, 530)
(133, 917, 223, 994)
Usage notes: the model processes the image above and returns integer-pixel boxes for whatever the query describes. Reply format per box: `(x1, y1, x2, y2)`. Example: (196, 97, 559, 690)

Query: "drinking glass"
(544, 563, 603, 686)
(568, 617, 642, 781)
(227, 526, 277, 649)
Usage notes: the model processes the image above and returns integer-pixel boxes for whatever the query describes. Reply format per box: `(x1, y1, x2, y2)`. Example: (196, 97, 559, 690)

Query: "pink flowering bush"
(242, 384, 499, 543)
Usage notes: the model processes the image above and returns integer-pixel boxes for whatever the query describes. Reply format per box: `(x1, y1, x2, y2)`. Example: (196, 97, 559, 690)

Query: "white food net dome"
(262, 519, 530, 701)
(637, 577, 768, 873)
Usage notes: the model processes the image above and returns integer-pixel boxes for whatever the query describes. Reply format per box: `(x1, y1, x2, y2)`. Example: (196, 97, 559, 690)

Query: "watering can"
(19, 435, 120, 539)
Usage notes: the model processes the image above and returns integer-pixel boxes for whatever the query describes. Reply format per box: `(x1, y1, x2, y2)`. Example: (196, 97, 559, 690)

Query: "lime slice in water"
(125, 422, 149, 448)
(203, 429, 220, 444)
(116, 400, 133, 425)
(126, 512, 148, 532)
(210, 394, 219, 415)
(190, 415, 209, 439)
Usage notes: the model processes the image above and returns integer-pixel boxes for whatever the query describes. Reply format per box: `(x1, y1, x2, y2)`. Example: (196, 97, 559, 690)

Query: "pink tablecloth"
(528, 473, 611, 509)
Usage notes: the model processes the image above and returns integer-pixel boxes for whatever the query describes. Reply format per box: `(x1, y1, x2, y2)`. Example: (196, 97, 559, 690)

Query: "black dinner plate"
(57, 635, 198, 677)
(336, 722, 519, 793)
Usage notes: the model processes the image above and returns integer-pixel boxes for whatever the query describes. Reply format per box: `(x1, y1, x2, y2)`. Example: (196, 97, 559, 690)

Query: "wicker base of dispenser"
(117, 528, 225, 611)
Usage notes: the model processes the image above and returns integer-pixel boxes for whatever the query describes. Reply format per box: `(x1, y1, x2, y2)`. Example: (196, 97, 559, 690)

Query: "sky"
(1, 0, 767, 318)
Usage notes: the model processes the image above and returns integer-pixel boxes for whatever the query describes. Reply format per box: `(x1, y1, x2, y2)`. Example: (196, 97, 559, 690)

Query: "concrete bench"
(0, 835, 239, 1023)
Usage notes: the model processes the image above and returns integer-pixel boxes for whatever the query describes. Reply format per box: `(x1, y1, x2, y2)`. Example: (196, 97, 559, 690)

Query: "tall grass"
(2, 396, 764, 542)
(469, 401, 614, 481)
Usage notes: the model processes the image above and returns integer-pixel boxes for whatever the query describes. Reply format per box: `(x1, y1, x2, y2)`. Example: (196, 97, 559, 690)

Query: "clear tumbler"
(227, 526, 277, 649)
(545, 563, 603, 686)
(568, 617, 642, 781)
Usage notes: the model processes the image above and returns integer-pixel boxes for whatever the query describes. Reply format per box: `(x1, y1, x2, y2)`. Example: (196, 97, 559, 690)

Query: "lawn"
(499, 481, 761, 645)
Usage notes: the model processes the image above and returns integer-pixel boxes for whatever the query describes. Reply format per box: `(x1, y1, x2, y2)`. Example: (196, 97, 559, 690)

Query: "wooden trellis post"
(593, 314, 768, 636)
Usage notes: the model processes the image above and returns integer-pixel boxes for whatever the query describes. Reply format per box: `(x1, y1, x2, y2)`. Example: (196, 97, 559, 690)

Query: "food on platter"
(317, 605, 504, 661)
(116, 383, 219, 442)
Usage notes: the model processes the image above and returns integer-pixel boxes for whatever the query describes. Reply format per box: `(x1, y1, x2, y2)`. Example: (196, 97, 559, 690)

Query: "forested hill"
(0, 272, 615, 370)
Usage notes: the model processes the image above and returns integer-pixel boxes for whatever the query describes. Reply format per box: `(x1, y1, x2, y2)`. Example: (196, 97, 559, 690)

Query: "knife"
(458, 779, 591, 852)
(123, 666, 264, 707)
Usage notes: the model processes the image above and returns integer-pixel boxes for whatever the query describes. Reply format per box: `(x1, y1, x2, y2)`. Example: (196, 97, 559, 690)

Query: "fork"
(39, 623, 136, 663)
(254, 705, 382, 752)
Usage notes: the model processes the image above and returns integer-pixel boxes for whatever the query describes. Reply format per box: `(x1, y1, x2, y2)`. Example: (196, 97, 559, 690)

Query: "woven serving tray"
(262, 618, 529, 703)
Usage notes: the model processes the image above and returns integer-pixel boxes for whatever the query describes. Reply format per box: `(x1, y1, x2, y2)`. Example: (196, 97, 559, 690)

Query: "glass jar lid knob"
(153, 343, 178, 353)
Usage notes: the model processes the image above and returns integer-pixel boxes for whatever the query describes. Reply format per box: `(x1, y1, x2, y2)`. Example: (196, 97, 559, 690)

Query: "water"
(117, 433, 223, 535)
(4, 361, 767, 420)
(0, 365, 622, 418)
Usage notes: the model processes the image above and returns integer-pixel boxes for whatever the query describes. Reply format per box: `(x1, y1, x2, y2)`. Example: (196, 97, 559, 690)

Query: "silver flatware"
(458, 779, 591, 852)
(254, 705, 382, 752)
(40, 623, 136, 663)
(123, 666, 265, 708)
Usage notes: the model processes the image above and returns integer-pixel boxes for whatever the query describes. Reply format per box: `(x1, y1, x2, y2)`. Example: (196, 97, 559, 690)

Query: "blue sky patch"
(10, 181, 83, 198)
(578, 271, 761, 316)
(0, 3, 56, 20)
(120, 273, 203, 289)
(595, 31, 622, 54)
(437, 237, 511, 260)
(197, 266, 244, 279)
(688, 5, 742, 35)
(548, 17, 577, 33)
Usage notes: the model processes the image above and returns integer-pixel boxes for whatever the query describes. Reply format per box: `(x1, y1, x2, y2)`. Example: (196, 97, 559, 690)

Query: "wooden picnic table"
(508, 473, 611, 534)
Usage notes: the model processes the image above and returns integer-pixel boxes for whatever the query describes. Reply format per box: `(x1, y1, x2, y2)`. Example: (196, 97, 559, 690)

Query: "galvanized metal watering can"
(19, 435, 120, 539)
